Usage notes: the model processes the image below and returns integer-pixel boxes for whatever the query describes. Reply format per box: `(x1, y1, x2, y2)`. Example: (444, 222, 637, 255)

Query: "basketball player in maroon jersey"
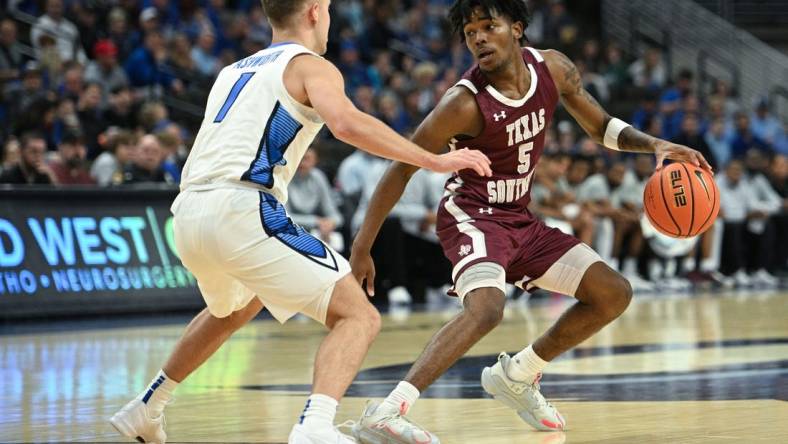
(349, 1, 711, 442)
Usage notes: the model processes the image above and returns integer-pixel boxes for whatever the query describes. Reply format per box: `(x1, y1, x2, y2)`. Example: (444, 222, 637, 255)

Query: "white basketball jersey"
(180, 42, 324, 203)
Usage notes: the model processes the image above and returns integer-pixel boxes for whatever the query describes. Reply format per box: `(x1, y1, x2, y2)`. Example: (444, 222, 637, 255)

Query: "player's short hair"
(261, 0, 310, 28)
(449, 0, 530, 45)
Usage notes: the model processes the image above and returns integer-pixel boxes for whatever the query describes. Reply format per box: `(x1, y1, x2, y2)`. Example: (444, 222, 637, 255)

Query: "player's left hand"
(654, 142, 713, 172)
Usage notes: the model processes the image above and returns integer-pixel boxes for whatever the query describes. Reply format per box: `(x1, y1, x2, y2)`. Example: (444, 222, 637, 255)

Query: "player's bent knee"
(604, 274, 632, 319)
(464, 287, 506, 333)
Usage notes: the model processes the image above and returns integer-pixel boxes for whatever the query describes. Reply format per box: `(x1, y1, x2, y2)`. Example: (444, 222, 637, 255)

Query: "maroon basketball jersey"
(446, 47, 558, 211)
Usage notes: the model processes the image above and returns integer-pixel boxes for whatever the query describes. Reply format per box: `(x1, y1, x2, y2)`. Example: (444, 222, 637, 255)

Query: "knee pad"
(455, 262, 506, 304)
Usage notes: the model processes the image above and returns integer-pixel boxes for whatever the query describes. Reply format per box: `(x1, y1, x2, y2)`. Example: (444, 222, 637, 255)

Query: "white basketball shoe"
(481, 352, 566, 431)
(351, 401, 440, 443)
(109, 398, 167, 444)
(288, 423, 357, 443)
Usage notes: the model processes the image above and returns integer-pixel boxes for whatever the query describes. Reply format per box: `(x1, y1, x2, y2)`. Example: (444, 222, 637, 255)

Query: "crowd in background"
(0, 0, 786, 304)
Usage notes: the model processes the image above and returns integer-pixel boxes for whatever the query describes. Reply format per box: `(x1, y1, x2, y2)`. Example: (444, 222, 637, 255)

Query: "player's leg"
(288, 274, 381, 444)
(353, 264, 507, 444)
(109, 299, 263, 444)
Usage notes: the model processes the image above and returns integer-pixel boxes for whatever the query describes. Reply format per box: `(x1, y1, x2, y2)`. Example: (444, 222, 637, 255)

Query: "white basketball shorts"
(170, 187, 351, 324)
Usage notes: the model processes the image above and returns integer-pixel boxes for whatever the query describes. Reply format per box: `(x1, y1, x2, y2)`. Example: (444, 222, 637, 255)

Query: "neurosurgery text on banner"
(0, 187, 201, 317)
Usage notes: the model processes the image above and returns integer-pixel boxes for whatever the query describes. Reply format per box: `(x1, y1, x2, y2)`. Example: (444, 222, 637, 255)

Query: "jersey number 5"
(517, 142, 533, 174)
(213, 72, 256, 123)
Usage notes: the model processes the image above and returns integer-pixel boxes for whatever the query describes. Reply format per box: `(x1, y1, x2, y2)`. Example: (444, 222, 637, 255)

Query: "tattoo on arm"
(618, 126, 660, 153)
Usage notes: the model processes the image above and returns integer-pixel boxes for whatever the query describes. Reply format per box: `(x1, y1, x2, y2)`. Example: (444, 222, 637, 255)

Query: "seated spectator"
(0, 19, 27, 87)
(155, 130, 185, 184)
(124, 31, 183, 95)
(705, 117, 734, 168)
(1, 138, 21, 174)
(750, 98, 784, 148)
(675, 113, 715, 170)
(122, 134, 168, 184)
(731, 112, 769, 159)
(30, 0, 87, 64)
(602, 42, 629, 90)
(286, 148, 344, 252)
(767, 154, 788, 273)
(0, 132, 54, 184)
(631, 90, 659, 132)
(104, 85, 138, 129)
(629, 47, 667, 90)
(49, 130, 94, 185)
(76, 82, 105, 156)
(91, 130, 137, 186)
(84, 40, 129, 107)
(717, 158, 780, 286)
(531, 152, 595, 245)
(191, 31, 221, 78)
(59, 62, 85, 102)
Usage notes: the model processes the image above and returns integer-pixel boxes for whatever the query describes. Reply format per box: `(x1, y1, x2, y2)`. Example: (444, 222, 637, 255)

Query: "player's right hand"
(350, 249, 376, 297)
(430, 148, 492, 176)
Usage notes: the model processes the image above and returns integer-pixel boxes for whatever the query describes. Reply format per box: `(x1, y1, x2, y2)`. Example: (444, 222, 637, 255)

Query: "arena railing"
(603, 0, 788, 120)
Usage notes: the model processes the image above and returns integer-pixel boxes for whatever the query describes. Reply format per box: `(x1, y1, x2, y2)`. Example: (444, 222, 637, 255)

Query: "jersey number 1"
(213, 72, 256, 123)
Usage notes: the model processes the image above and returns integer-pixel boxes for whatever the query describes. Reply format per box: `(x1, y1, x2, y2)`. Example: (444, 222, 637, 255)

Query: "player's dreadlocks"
(448, 0, 531, 45)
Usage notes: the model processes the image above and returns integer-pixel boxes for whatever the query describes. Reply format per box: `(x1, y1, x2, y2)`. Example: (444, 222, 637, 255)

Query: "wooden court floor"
(1, 291, 787, 443)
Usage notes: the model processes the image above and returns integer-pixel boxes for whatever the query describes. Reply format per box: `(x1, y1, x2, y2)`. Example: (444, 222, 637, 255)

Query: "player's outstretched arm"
(542, 50, 712, 171)
(288, 55, 491, 176)
(350, 85, 484, 295)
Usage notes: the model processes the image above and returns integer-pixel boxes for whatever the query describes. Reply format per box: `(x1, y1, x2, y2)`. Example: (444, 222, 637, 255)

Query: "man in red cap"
(84, 39, 129, 107)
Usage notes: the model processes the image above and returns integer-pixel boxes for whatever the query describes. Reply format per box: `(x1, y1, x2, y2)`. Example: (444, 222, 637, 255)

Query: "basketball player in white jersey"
(108, 1, 492, 443)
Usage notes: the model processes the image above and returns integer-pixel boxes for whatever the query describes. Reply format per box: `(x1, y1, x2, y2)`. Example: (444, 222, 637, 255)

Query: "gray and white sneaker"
(351, 401, 440, 444)
(109, 398, 167, 444)
(481, 352, 565, 431)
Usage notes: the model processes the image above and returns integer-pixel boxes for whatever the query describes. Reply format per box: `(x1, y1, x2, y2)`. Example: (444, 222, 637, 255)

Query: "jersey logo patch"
(458, 244, 472, 257)
(479, 207, 493, 215)
(493, 111, 507, 122)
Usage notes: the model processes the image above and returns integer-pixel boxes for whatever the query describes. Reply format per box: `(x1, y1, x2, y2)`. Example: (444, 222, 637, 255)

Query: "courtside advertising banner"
(0, 186, 202, 318)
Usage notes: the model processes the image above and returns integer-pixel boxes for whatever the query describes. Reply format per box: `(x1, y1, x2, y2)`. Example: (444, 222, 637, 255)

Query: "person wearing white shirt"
(30, 0, 87, 64)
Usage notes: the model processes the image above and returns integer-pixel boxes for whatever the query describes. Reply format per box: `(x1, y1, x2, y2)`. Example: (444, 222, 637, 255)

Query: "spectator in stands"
(122, 134, 167, 184)
(107, 7, 136, 61)
(658, 89, 683, 140)
(104, 85, 138, 129)
(155, 130, 184, 184)
(731, 112, 769, 159)
(0, 19, 26, 86)
(77, 83, 105, 155)
(71, 2, 99, 60)
(0, 132, 54, 184)
(377, 90, 411, 135)
(59, 63, 85, 102)
(191, 31, 221, 78)
(675, 113, 716, 170)
(717, 158, 780, 286)
(49, 130, 94, 185)
(124, 31, 183, 95)
(531, 152, 595, 245)
(631, 90, 659, 132)
(750, 97, 784, 148)
(337, 41, 369, 93)
(84, 40, 129, 107)
(711, 79, 739, 118)
(287, 147, 344, 251)
(169, 33, 197, 79)
(1, 138, 21, 174)
(767, 154, 788, 273)
(744, 149, 782, 283)
(91, 130, 137, 186)
(629, 47, 667, 89)
(705, 117, 734, 169)
(602, 42, 629, 91)
(7, 62, 50, 125)
(30, 0, 86, 64)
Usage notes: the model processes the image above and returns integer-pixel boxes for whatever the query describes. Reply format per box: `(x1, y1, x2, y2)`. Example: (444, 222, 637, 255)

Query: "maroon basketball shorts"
(436, 195, 603, 302)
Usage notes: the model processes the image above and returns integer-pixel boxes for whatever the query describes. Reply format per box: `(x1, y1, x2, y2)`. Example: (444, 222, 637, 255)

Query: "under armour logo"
(479, 207, 493, 215)
(458, 244, 472, 256)
(493, 111, 507, 122)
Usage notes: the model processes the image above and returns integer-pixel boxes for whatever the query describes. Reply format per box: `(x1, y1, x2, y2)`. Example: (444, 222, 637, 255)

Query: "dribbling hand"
(655, 142, 713, 172)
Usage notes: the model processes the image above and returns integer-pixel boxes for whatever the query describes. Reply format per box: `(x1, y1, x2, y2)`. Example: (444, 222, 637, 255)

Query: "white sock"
(380, 381, 420, 415)
(299, 394, 338, 429)
(139, 370, 178, 416)
(507, 345, 549, 383)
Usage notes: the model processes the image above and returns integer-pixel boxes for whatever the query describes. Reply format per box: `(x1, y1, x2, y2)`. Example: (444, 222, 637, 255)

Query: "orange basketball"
(643, 162, 720, 238)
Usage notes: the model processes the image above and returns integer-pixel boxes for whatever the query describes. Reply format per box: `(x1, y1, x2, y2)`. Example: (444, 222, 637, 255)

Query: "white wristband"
(603, 118, 631, 151)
